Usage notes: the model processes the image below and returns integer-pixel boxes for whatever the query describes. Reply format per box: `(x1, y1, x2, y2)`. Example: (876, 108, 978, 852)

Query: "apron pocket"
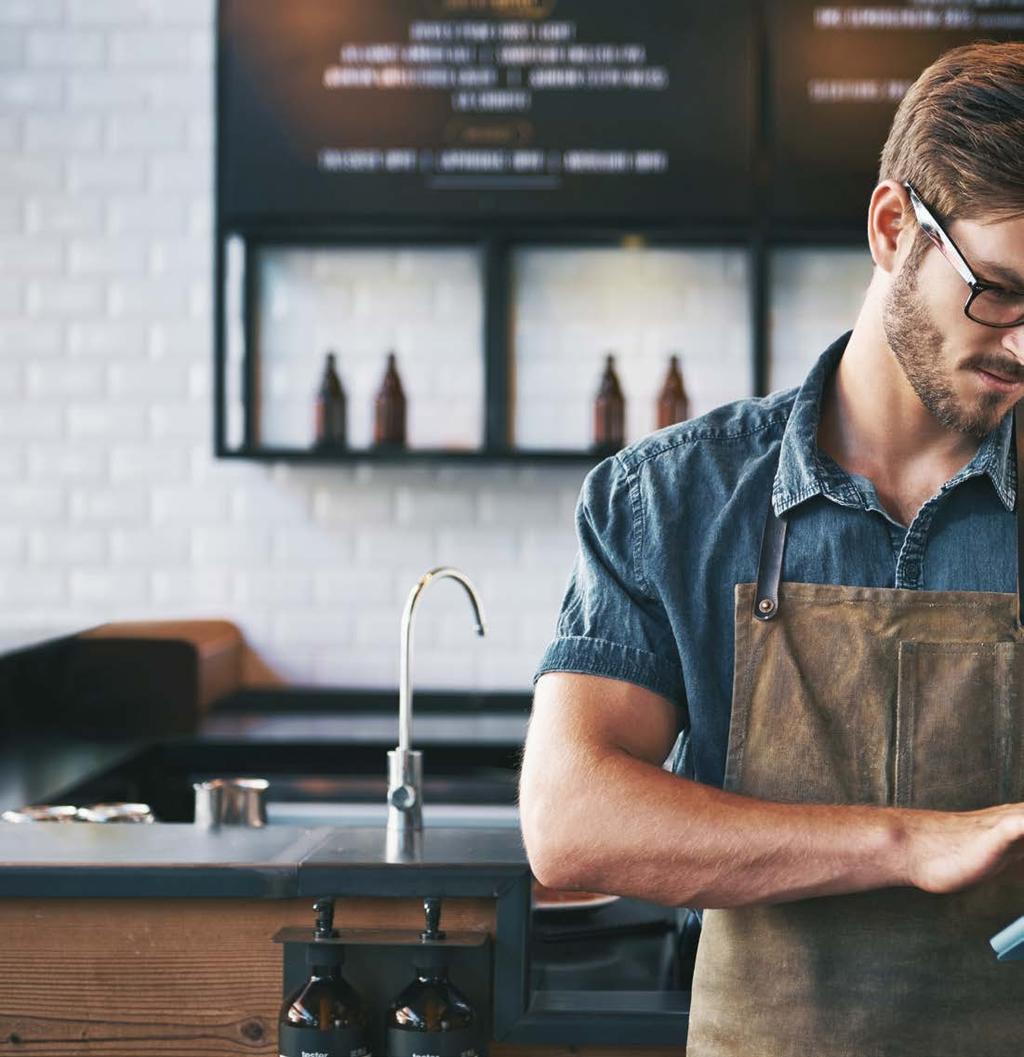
(894, 640, 1019, 810)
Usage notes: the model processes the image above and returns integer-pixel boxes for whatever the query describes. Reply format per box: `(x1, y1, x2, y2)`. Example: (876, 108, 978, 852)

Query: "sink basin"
(267, 801, 520, 828)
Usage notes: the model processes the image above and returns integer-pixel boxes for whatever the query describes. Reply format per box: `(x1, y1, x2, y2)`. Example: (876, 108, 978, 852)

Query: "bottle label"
(386, 1026, 481, 1057)
(278, 1022, 372, 1057)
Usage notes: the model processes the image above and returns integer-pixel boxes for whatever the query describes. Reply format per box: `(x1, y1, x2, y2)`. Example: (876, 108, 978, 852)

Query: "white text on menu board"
(808, 3, 1024, 104)
(318, 18, 670, 183)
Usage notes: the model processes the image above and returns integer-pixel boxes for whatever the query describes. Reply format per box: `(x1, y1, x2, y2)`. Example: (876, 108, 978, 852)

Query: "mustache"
(965, 358, 1024, 382)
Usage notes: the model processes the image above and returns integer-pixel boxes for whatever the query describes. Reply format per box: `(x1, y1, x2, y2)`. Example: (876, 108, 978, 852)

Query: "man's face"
(882, 210, 1024, 438)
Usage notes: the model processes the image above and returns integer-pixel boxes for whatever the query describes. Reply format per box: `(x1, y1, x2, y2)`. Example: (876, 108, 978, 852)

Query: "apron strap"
(1015, 403, 1024, 628)
(756, 405, 1024, 625)
(753, 495, 787, 622)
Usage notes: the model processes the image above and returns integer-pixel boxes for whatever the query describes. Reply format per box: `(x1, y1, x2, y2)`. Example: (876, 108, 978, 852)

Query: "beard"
(882, 251, 1008, 438)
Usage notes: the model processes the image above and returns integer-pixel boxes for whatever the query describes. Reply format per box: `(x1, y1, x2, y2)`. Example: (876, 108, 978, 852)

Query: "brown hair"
(878, 41, 1024, 263)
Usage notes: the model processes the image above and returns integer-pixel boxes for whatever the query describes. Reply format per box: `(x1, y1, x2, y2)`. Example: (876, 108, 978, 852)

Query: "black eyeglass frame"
(903, 181, 1024, 329)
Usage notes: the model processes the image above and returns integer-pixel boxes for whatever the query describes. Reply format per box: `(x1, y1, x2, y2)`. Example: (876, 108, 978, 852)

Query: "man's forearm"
(528, 747, 909, 909)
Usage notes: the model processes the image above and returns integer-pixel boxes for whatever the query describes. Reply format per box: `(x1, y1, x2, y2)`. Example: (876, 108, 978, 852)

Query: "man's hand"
(900, 806, 1024, 894)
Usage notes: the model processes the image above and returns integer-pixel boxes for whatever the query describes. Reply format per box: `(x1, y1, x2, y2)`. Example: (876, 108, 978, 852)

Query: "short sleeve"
(533, 454, 686, 710)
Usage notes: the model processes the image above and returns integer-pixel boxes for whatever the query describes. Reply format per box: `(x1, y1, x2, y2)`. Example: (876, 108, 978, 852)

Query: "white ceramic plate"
(532, 892, 621, 913)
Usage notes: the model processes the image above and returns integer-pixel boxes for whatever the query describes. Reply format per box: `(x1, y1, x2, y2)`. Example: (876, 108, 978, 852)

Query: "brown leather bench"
(7, 620, 283, 738)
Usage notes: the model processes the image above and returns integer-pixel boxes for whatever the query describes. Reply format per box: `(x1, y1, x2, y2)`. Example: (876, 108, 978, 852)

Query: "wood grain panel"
(0, 898, 680, 1056)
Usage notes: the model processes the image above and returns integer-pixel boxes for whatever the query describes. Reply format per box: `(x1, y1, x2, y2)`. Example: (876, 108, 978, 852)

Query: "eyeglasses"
(903, 182, 1024, 329)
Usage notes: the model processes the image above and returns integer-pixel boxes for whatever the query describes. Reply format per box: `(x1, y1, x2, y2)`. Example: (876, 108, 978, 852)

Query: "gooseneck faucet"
(386, 566, 486, 838)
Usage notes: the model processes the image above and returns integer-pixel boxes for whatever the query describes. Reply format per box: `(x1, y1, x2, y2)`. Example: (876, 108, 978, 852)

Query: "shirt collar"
(972, 406, 1016, 512)
(772, 330, 1016, 517)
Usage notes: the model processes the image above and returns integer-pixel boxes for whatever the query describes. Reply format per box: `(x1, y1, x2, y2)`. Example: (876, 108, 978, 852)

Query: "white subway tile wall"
(769, 247, 874, 391)
(0, 0, 868, 690)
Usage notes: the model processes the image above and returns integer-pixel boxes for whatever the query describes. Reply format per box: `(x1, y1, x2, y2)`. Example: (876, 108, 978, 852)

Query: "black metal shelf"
(274, 925, 489, 947)
(212, 229, 866, 465)
(218, 445, 608, 465)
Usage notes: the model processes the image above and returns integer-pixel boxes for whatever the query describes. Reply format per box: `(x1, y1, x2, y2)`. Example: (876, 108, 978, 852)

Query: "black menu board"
(218, 0, 755, 226)
(769, 1, 1024, 224)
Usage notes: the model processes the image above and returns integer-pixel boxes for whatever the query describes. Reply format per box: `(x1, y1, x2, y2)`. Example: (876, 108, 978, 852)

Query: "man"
(519, 42, 1024, 1057)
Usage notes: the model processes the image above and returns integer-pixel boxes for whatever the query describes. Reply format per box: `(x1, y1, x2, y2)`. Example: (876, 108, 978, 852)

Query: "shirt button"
(904, 560, 920, 579)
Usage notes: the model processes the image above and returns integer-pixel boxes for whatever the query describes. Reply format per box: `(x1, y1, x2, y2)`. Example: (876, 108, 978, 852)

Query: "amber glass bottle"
(656, 353, 690, 429)
(385, 945, 481, 1057)
(278, 899, 372, 1057)
(593, 353, 625, 451)
(373, 352, 407, 448)
(315, 351, 347, 448)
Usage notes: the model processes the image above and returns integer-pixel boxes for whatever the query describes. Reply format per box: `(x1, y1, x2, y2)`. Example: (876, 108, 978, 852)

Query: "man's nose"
(1001, 323, 1024, 363)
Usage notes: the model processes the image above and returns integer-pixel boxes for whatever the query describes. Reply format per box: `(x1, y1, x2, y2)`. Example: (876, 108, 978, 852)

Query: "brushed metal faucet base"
(386, 747, 423, 835)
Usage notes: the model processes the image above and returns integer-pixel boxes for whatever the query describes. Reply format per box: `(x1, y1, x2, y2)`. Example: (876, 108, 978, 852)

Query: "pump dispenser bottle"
(278, 898, 372, 1057)
(385, 897, 482, 1057)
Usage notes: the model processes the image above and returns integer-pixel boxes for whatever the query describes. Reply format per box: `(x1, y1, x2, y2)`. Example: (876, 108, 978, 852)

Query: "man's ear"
(867, 180, 913, 274)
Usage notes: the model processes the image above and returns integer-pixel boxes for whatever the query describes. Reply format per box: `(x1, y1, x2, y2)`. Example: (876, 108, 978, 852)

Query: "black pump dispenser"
(306, 897, 345, 968)
(385, 897, 483, 1057)
(420, 896, 446, 941)
(411, 898, 448, 976)
(315, 897, 336, 937)
(278, 897, 372, 1057)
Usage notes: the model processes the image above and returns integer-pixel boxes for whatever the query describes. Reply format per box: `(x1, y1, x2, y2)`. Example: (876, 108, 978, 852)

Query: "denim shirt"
(534, 330, 1017, 789)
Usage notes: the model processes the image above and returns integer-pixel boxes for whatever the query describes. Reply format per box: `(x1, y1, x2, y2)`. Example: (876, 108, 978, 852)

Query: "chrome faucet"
(386, 566, 487, 839)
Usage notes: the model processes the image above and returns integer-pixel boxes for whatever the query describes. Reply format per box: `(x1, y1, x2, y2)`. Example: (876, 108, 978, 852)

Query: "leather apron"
(686, 406, 1024, 1057)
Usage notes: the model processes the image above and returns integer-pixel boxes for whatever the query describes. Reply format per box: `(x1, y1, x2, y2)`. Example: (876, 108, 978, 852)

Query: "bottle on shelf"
(385, 897, 482, 1057)
(314, 351, 348, 449)
(373, 351, 407, 448)
(656, 353, 690, 429)
(278, 898, 372, 1057)
(593, 352, 625, 452)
